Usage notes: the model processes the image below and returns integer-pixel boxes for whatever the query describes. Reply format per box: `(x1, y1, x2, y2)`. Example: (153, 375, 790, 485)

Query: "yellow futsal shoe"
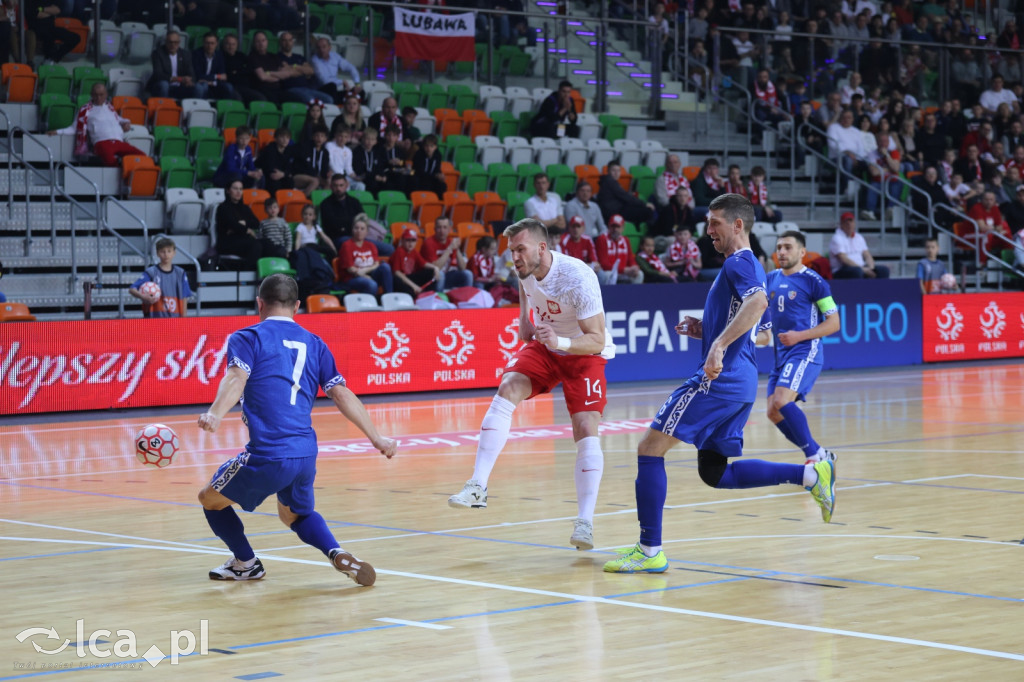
(603, 544, 668, 573)
(806, 459, 836, 523)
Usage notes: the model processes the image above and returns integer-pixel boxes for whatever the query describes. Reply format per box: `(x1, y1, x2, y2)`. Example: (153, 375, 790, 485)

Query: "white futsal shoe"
(209, 557, 265, 581)
(447, 480, 488, 509)
(570, 518, 594, 550)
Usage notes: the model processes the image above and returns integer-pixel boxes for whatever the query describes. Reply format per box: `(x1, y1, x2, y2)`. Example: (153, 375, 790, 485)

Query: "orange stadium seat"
(603, 165, 633, 191)
(258, 128, 276, 149)
(410, 191, 444, 225)
(444, 191, 475, 225)
(473, 191, 507, 224)
(122, 155, 160, 197)
(440, 161, 460, 194)
(434, 108, 463, 141)
(276, 189, 311, 222)
(147, 97, 182, 127)
(457, 222, 488, 243)
(390, 221, 421, 244)
(242, 189, 271, 220)
(570, 89, 586, 114)
(574, 164, 600, 193)
(682, 165, 700, 181)
(461, 109, 493, 140)
(55, 17, 89, 54)
(306, 294, 345, 313)
(2, 63, 37, 103)
(0, 302, 37, 322)
(113, 96, 147, 125)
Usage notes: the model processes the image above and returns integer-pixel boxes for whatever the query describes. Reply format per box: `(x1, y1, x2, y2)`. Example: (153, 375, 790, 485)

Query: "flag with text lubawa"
(394, 7, 476, 62)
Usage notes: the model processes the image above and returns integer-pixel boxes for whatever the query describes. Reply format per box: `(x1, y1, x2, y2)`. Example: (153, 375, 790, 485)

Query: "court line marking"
(2, 535, 1022, 665)
(373, 618, 452, 630)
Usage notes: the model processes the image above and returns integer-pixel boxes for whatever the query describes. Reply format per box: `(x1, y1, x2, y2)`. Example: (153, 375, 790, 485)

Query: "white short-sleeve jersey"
(521, 251, 615, 359)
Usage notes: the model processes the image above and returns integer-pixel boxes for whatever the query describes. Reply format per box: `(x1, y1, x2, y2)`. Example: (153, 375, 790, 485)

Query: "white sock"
(639, 543, 661, 557)
(573, 436, 604, 522)
(802, 463, 817, 487)
(470, 395, 517, 487)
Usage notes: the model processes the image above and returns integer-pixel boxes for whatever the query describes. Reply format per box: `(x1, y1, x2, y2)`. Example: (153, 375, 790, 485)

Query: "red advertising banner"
(921, 292, 1024, 362)
(0, 309, 521, 415)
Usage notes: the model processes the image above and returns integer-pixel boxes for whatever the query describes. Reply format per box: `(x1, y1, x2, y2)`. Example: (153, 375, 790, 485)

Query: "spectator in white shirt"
(47, 83, 144, 166)
(524, 173, 566, 234)
(325, 126, 364, 191)
(311, 37, 364, 105)
(840, 71, 865, 105)
(830, 212, 890, 278)
(827, 109, 868, 192)
(979, 75, 1020, 116)
(563, 181, 607, 238)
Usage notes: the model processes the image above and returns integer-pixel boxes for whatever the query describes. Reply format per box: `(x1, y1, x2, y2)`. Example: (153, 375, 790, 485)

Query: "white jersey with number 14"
(520, 251, 615, 360)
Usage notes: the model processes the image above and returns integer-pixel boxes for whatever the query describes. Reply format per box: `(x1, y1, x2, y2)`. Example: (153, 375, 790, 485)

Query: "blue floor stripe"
(234, 673, 282, 681)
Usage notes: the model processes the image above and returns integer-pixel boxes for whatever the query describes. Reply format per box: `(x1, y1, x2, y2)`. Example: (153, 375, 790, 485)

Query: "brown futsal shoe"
(329, 548, 376, 586)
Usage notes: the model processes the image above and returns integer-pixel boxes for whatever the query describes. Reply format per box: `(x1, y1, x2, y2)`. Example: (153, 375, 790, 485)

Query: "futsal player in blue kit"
(197, 274, 397, 584)
(760, 230, 840, 464)
(605, 195, 836, 574)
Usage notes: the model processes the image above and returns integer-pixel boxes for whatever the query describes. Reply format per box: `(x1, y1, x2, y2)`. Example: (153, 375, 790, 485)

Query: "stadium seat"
(682, 165, 700, 181)
(122, 155, 160, 197)
(362, 81, 394, 111)
(155, 126, 188, 158)
(188, 127, 222, 160)
(160, 157, 196, 191)
(640, 139, 668, 168)
(122, 22, 157, 65)
(99, 22, 124, 62)
(41, 94, 76, 131)
(487, 162, 518, 199)
(444, 134, 475, 166)
(547, 164, 577, 198)
(257, 257, 297, 279)
(420, 83, 448, 112)
(516, 163, 543, 192)
(124, 124, 154, 156)
(434, 108, 464, 141)
(311, 188, 331, 206)
(147, 98, 182, 127)
(576, 113, 602, 141)
(456, 222, 488, 245)
(0, 302, 36, 322)
(478, 85, 507, 115)
(2, 64, 37, 103)
(112, 96, 146, 126)
(412, 107, 435, 136)
(473, 192, 507, 224)
(348, 189, 378, 221)
(490, 111, 518, 141)
(281, 101, 307, 138)
(276, 189, 311, 223)
(502, 136, 533, 168)
(444, 191, 475, 225)
(184, 25, 210, 50)
(73, 66, 105, 96)
(587, 139, 615, 168)
(223, 127, 259, 155)
(389, 221, 421, 244)
(530, 87, 553, 108)
(531, 137, 560, 168)
(165, 188, 205, 234)
(462, 109, 492, 140)
(475, 135, 504, 167)
(393, 82, 420, 109)
(630, 165, 656, 198)
(499, 46, 532, 76)
(195, 156, 220, 186)
(218, 100, 249, 130)
(613, 139, 642, 168)
(410, 191, 443, 225)
(378, 190, 413, 224)
(249, 101, 282, 130)
(459, 162, 488, 196)
(181, 98, 217, 129)
(343, 293, 384, 312)
(559, 137, 589, 168)
(242, 189, 272, 220)
(504, 86, 534, 118)
(381, 292, 418, 311)
(38, 64, 72, 96)
(447, 83, 477, 113)
(599, 114, 626, 142)
(108, 68, 144, 98)
(440, 161, 460, 194)
(257, 128, 276, 150)
(506, 190, 529, 222)
(574, 164, 601, 194)
(55, 17, 89, 54)
(307, 294, 345, 313)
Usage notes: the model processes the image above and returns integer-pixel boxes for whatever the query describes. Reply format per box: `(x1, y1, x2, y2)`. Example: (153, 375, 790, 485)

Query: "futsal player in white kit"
(447, 218, 614, 550)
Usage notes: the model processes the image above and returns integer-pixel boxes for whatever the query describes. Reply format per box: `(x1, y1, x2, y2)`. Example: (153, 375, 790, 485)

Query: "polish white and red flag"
(394, 7, 476, 62)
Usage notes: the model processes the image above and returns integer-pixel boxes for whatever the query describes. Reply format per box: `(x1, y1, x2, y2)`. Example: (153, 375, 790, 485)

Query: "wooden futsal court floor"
(1, 362, 1023, 680)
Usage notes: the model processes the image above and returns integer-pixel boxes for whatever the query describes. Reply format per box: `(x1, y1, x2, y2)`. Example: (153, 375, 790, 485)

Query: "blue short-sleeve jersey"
(227, 317, 344, 459)
(766, 267, 836, 367)
(688, 248, 767, 402)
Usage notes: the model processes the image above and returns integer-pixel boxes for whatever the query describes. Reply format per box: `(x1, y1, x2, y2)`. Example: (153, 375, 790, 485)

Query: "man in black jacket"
(257, 127, 298, 196)
(530, 80, 579, 139)
(26, 0, 81, 64)
(148, 31, 197, 98)
(597, 162, 654, 226)
(319, 174, 365, 246)
(915, 112, 949, 167)
(221, 34, 266, 104)
(192, 32, 234, 100)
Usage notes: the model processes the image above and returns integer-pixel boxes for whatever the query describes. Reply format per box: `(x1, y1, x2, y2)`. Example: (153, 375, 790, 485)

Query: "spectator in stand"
(524, 173, 566, 235)
(215, 180, 263, 269)
(939, 148, 957, 184)
(559, 214, 600, 269)
(275, 32, 324, 104)
(896, 118, 921, 172)
(422, 217, 472, 289)
(373, 124, 411, 194)
(955, 143, 986, 184)
(214, 126, 263, 189)
(367, 97, 410, 154)
(654, 186, 696, 238)
(391, 229, 440, 298)
(912, 166, 953, 229)
(249, 31, 285, 104)
(748, 166, 782, 223)
(595, 215, 643, 284)
(943, 172, 979, 213)
(563, 181, 606, 239)
(723, 164, 747, 196)
(952, 48, 984, 104)
(840, 72, 865, 105)
(325, 126, 363, 192)
(636, 236, 677, 283)
(290, 124, 330, 195)
(860, 40, 895, 89)
(469, 235, 500, 289)
(401, 107, 422, 145)
(959, 122, 994, 160)
(333, 215, 393, 296)
(27, 0, 81, 65)
(830, 212, 890, 279)
(192, 32, 234, 100)
(751, 68, 789, 137)
(257, 127, 298, 195)
(655, 154, 690, 211)
(529, 80, 579, 139)
(828, 109, 869, 194)
(411, 134, 446, 196)
(864, 132, 904, 221)
(814, 92, 844, 130)
(258, 198, 291, 259)
(311, 36, 363, 105)
(988, 168, 1012, 205)
(665, 225, 701, 281)
(966, 190, 1012, 264)
(319, 174, 364, 248)
(979, 74, 1019, 117)
(149, 31, 197, 98)
(333, 95, 366, 143)
(916, 113, 949, 167)
(992, 103, 1016, 144)
(917, 237, 950, 294)
(47, 83, 144, 166)
(222, 34, 266, 104)
(793, 101, 826, 169)
(293, 204, 337, 258)
(352, 127, 382, 195)
(297, 100, 328, 143)
(598, 162, 655, 227)
(690, 157, 725, 210)
(1002, 185, 1024, 235)
(129, 237, 192, 318)
(1004, 166, 1023, 195)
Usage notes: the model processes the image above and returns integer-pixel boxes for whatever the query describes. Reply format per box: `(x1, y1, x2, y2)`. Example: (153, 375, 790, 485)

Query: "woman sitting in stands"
(215, 180, 263, 270)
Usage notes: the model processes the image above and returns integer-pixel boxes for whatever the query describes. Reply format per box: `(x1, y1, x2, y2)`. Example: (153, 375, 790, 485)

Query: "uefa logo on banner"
(437, 320, 475, 366)
(370, 322, 411, 369)
(979, 301, 1006, 339)
(936, 302, 964, 341)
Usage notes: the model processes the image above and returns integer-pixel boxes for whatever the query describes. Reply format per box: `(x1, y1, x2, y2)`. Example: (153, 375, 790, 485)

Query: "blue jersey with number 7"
(226, 316, 345, 459)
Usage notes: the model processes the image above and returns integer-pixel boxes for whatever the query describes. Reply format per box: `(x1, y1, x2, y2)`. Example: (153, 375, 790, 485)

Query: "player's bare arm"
(676, 315, 702, 339)
(198, 365, 248, 433)
(755, 329, 772, 346)
(327, 384, 397, 459)
(777, 310, 840, 347)
(705, 292, 768, 380)
(518, 281, 536, 342)
(535, 313, 606, 355)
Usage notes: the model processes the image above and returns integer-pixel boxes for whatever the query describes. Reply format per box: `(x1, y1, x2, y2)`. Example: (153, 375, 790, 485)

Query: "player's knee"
(496, 373, 530, 403)
(697, 449, 728, 488)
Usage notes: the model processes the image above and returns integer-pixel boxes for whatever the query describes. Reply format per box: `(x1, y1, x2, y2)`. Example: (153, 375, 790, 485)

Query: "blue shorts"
(650, 380, 753, 458)
(209, 452, 317, 515)
(767, 355, 823, 402)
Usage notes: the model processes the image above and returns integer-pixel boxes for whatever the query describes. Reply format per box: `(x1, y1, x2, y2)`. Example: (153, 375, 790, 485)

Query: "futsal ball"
(139, 281, 161, 299)
(134, 424, 180, 468)
(940, 273, 957, 291)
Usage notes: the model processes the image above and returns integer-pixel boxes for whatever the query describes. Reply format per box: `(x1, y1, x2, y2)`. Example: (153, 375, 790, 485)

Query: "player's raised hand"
(534, 322, 557, 349)
(373, 436, 397, 459)
(777, 330, 803, 346)
(677, 316, 702, 339)
(703, 342, 725, 380)
(197, 412, 221, 433)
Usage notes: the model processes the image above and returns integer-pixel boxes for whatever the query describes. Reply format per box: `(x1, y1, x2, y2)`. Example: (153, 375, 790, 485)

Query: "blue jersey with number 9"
(226, 316, 345, 459)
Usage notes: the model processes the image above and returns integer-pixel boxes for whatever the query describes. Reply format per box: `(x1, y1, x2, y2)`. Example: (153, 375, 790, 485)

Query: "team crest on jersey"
(788, 290, 797, 300)
(547, 300, 562, 315)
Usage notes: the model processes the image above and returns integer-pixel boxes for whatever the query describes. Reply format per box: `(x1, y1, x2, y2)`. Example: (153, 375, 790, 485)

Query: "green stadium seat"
(490, 111, 518, 141)
(249, 101, 282, 131)
(348, 189, 379, 222)
(40, 93, 76, 131)
(630, 165, 656, 199)
(393, 82, 420, 110)
(546, 163, 577, 198)
(73, 65, 106, 96)
(420, 83, 448, 113)
(188, 127, 222, 160)
(487, 162, 518, 199)
(447, 84, 477, 114)
(506, 190, 530, 222)
(599, 114, 626, 143)
(516, 163, 542, 192)
(38, 64, 72, 96)
(257, 257, 296, 278)
(218, 100, 248, 130)
(154, 126, 188, 158)
(377, 190, 413, 225)
(160, 156, 196, 190)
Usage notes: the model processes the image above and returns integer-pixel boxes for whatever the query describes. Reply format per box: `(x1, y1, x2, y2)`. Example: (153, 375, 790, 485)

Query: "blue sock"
(774, 419, 801, 447)
(636, 455, 667, 548)
(717, 460, 805, 489)
(291, 512, 340, 557)
(204, 507, 255, 561)
(778, 402, 821, 458)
